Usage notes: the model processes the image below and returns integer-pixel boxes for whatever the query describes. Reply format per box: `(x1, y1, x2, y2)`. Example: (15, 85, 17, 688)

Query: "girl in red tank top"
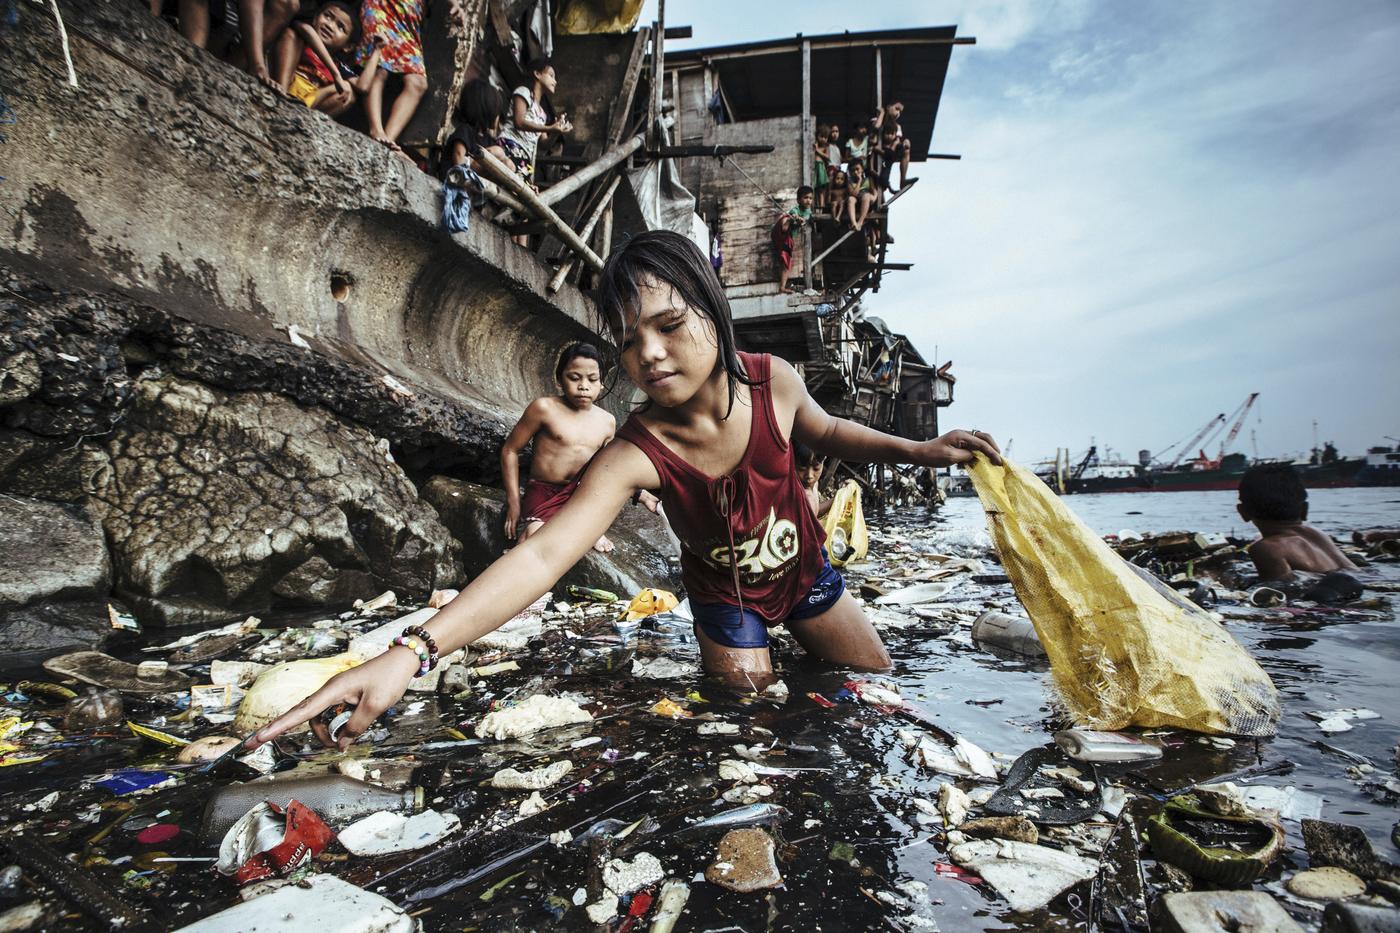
(248, 232, 1001, 750)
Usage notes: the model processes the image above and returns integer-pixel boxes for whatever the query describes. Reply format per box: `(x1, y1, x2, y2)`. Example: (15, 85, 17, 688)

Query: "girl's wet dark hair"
(595, 229, 757, 418)
(527, 56, 554, 75)
(555, 342, 603, 384)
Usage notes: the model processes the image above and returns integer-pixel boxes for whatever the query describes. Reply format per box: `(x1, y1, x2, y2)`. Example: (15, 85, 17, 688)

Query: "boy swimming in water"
(1237, 463, 1358, 580)
(500, 342, 656, 553)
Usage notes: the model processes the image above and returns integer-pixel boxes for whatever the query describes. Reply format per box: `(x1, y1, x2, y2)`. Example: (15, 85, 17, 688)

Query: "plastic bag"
(555, 0, 644, 34)
(822, 480, 868, 568)
(967, 456, 1279, 736)
(233, 654, 360, 734)
(621, 588, 679, 622)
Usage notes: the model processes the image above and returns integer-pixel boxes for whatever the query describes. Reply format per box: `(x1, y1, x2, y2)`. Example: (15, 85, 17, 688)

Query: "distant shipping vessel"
(1030, 394, 1400, 494)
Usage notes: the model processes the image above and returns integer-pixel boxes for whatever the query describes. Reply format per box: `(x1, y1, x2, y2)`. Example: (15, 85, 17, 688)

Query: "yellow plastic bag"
(621, 588, 679, 622)
(967, 456, 1279, 737)
(233, 654, 360, 734)
(822, 480, 868, 568)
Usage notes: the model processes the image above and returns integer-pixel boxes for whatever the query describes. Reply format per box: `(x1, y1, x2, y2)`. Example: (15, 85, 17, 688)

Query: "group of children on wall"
(776, 102, 917, 290)
(152, 1, 572, 215)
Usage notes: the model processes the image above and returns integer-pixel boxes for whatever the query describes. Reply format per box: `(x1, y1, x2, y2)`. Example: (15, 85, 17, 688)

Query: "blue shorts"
(692, 551, 846, 649)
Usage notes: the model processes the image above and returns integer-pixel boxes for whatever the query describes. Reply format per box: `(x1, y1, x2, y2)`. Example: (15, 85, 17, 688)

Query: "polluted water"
(0, 487, 1397, 931)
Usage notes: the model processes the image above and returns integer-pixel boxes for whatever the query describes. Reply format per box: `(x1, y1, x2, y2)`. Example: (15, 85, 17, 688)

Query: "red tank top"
(615, 352, 827, 623)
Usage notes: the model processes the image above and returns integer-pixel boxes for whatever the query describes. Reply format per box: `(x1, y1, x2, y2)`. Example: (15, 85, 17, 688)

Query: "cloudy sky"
(641, 0, 1400, 465)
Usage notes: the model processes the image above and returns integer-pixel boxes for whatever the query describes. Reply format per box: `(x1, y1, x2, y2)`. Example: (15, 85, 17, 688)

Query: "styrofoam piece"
(174, 874, 418, 931)
(949, 839, 1096, 912)
(338, 809, 461, 857)
(875, 581, 959, 606)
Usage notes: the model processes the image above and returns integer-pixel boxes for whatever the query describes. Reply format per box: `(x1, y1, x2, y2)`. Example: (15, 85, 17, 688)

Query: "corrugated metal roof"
(666, 27, 963, 160)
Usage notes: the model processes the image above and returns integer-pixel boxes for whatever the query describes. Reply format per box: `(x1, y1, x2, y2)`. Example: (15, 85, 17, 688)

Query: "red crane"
(1167, 412, 1226, 468)
(1216, 392, 1260, 462)
(1194, 392, 1259, 469)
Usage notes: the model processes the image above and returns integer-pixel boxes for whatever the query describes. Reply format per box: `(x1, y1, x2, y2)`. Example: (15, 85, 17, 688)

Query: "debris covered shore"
(0, 509, 1396, 932)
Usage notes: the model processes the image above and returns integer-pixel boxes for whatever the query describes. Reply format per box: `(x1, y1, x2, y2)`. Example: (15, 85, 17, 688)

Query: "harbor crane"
(1071, 446, 1099, 483)
(1164, 413, 1227, 468)
(1216, 392, 1260, 461)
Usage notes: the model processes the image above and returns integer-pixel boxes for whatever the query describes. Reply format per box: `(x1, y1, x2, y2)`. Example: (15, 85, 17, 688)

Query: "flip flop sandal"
(983, 743, 1104, 825)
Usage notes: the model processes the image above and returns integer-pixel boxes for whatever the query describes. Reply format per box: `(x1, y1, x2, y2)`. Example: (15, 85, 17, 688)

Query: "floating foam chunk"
(949, 839, 1096, 912)
(491, 760, 573, 790)
(475, 694, 592, 740)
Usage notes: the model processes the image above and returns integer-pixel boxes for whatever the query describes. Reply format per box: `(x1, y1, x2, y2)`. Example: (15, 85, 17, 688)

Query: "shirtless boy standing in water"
(502, 343, 656, 553)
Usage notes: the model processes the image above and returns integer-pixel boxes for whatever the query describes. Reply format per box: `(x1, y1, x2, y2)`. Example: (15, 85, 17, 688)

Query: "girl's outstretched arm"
(775, 357, 1001, 467)
(248, 440, 657, 750)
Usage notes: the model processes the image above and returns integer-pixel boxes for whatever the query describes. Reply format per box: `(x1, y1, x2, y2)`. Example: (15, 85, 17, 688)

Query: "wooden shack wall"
(675, 70, 710, 192)
(551, 34, 648, 152)
(717, 189, 810, 292)
(699, 116, 804, 200)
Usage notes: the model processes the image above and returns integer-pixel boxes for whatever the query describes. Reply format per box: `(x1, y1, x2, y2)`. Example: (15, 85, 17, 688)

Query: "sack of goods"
(967, 456, 1280, 737)
(822, 480, 868, 568)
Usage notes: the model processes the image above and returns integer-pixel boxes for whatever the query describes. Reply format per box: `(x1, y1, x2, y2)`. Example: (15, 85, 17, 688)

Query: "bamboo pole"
(599, 202, 615, 260)
(548, 174, 622, 292)
(476, 149, 605, 272)
(538, 134, 644, 208)
(476, 176, 528, 216)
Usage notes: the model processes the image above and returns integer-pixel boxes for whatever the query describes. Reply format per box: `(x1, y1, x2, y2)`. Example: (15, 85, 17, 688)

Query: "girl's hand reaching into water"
(244, 648, 421, 752)
(918, 429, 1002, 468)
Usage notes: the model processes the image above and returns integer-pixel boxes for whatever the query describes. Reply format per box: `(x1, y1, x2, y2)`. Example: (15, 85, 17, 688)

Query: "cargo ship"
(1046, 394, 1397, 493)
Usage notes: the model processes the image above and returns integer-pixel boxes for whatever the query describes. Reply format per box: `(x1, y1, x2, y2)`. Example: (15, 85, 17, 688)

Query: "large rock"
(0, 496, 110, 609)
(0, 599, 116, 667)
(422, 475, 680, 597)
(89, 376, 463, 626)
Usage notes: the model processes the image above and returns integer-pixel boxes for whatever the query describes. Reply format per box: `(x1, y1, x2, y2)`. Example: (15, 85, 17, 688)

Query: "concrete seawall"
(1, 0, 610, 436)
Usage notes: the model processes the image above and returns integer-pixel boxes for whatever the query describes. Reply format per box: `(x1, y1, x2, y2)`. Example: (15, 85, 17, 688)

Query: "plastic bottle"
(970, 610, 1046, 658)
(200, 774, 423, 841)
(1053, 729, 1163, 763)
(62, 688, 124, 731)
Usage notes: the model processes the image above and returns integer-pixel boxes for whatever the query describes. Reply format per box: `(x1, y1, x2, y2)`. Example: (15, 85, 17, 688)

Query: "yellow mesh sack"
(823, 480, 868, 568)
(967, 456, 1279, 736)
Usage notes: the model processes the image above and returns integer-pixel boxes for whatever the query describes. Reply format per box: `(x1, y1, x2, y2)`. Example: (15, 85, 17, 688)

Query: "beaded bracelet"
(389, 634, 432, 677)
(401, 625, 440, 671)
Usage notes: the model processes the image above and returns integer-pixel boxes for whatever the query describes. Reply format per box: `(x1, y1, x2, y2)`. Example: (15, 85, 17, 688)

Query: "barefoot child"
(1237, 463, 1358, 581)
(273, 1, 375, 116)
(500, 343, 654, 554)
(249, 231, 1000, 749)
(357, 0, 427, 149)
(772, 186, 814, 293)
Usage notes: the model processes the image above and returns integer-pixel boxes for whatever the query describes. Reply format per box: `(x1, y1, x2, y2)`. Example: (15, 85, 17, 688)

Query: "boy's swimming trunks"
(691, 549, 845, 649)
(520, 478, 579, 524)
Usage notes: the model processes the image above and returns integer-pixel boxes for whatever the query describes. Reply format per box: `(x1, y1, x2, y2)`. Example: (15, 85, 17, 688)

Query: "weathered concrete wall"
(0, 1, 668, 638)
(0, 0, 608, 436)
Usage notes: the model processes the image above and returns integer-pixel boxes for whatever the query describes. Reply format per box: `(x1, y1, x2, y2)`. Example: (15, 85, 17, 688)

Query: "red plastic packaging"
(232, 800, 335, 886)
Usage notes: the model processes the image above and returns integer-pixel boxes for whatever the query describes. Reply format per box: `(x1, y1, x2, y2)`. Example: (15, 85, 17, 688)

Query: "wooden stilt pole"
(477, 149, 605, 272)
(548, 174, 622, 292)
